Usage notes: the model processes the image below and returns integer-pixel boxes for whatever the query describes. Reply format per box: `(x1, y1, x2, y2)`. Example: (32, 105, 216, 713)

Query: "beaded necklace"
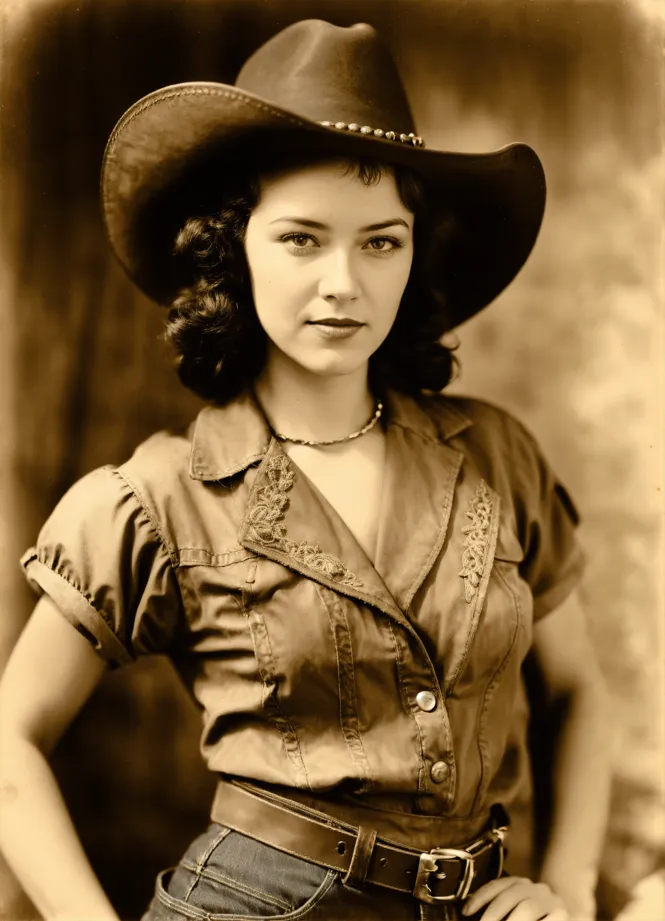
(270, 400, 384, 447)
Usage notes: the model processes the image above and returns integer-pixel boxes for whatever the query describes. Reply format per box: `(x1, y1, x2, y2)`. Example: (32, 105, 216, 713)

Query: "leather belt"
(211, 778, 509, 905)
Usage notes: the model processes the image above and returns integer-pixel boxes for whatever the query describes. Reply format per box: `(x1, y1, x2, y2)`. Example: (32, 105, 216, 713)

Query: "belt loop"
(341, 825, 377, 891)
(490, 803, 509, 829)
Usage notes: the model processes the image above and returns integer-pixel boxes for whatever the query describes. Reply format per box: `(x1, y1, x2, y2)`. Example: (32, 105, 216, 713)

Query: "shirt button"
(415, 690, 437, 712)
(430, 761, 449, 784)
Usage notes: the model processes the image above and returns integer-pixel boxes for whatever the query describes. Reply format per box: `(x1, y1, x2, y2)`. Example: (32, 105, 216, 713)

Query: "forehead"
(251, 160, 411, 221)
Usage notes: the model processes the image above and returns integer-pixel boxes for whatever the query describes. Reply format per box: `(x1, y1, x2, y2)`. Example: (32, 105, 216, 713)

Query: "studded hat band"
(318, 121, 425, 148)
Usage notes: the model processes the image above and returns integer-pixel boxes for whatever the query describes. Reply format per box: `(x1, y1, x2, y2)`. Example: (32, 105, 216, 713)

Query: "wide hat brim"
(101, 81, 546, 328)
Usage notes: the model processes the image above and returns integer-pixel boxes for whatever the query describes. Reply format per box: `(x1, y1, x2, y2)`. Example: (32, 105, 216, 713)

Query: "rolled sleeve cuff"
(21, 550, 134, 667)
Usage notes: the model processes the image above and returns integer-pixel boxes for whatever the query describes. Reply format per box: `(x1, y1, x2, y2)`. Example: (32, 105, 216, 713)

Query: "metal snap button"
(415, 690, 437, 712)
(430, 761, 449, 784)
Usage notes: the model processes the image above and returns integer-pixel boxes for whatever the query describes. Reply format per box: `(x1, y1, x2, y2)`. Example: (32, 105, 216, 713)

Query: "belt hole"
(379, 857, 388, 867)
(337, 841, 346, 855)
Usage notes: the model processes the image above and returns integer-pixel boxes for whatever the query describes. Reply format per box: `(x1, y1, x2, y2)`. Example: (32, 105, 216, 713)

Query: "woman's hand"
(461, 876, 569, 921)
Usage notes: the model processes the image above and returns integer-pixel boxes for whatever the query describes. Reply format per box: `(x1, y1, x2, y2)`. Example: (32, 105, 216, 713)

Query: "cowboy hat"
(101, 18, 546, 327)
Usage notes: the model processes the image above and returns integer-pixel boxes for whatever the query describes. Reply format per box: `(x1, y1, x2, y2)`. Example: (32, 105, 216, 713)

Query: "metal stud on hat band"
(319, 121, 425, 148)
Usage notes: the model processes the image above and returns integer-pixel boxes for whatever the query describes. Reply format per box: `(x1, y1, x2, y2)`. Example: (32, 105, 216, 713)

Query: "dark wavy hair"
(166, 149, 458, 403)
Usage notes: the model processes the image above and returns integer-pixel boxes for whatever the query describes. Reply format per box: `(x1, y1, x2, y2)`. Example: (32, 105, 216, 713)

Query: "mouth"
(306, 317, 365, 340)
(307, 318, 364, 328)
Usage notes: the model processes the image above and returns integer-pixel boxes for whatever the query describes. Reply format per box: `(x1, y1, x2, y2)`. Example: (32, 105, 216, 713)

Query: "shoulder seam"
(108, 467, 179, 568)
(107, 467, 189, 643)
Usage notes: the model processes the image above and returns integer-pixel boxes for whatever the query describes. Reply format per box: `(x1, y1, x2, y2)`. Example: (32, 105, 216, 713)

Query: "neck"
(254, 353, 376, 444)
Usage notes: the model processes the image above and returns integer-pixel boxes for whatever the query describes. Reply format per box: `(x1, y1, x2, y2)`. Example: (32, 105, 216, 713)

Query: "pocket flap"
(494, 525, 524, 564)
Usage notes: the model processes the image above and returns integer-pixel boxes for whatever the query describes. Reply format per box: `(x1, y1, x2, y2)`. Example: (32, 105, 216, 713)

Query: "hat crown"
(236, 19, 416, 134)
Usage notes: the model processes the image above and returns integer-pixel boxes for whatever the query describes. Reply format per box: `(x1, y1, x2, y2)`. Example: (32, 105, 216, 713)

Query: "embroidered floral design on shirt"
(246, 455, 364, 589)
(459, 479, 493, 603)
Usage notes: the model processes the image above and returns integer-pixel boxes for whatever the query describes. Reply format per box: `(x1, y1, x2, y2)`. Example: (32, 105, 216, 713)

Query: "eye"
(364, 236, 403, 254)
(281, 232, 318, 254)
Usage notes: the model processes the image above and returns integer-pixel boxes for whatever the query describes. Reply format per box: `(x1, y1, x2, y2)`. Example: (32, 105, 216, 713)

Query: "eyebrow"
(268, 217, 411, 231)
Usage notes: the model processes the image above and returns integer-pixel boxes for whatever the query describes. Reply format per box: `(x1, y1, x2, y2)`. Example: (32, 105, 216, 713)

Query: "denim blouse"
(21, 388, 585, 823)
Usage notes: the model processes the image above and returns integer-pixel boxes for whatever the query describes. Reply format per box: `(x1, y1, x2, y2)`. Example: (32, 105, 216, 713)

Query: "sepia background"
(0, 0, 663, 918)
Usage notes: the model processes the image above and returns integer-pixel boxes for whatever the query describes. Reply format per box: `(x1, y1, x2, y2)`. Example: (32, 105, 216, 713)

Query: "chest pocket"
(429, 481, 528, 697)
(494, 518, 524, 567)
(445, 499, 533, 729)
(176, 548, 257, 651)
(493, 515, 534, 642)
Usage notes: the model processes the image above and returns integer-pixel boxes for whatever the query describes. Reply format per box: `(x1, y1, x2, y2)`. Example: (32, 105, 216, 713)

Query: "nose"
(318, 249, 361, 304)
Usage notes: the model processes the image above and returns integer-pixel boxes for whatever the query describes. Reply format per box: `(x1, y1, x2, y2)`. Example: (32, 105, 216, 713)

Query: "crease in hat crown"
(234, 19, 420, 143)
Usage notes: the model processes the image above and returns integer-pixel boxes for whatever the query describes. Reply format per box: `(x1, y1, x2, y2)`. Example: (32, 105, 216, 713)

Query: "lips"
(306, 317, 365, 340)
(308, 318, 364, 327)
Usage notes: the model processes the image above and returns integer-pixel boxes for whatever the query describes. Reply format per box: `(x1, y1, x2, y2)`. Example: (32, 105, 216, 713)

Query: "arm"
(0, 595, 120, 921)
(532, 588, 614, 918)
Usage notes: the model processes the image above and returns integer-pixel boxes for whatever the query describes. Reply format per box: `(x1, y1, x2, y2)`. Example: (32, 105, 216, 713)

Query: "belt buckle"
(413, 826, 507, 906)
(413, 847, 476, 904)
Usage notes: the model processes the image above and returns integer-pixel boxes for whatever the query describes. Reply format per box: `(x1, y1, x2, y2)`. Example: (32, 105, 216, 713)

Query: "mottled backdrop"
(0, 1, 662, 919)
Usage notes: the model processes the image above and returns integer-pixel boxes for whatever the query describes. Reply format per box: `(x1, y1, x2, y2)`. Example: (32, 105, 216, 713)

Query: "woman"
(0, 19, 612, 921)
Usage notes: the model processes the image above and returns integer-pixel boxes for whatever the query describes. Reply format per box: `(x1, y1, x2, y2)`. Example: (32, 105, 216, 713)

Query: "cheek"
(247, 245, 292, 323)
(371, 256, 412, 323)
(247, 258, 319, 354)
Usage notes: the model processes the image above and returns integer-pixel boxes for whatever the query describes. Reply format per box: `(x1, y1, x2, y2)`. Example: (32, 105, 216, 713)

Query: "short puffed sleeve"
(509, 421, 587, 621)
(20, 466, 184, 667)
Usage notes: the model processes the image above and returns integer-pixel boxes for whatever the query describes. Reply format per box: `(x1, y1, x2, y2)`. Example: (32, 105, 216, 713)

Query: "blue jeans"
(140, 822, 465, 920)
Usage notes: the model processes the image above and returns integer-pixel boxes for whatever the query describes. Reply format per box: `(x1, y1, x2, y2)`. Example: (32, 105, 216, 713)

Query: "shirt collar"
(188, 388, 472, 482)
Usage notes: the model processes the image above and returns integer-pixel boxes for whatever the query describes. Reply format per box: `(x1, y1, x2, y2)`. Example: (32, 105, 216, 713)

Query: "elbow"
(0, 713, 54, 783)
(561, 670, 617, 754)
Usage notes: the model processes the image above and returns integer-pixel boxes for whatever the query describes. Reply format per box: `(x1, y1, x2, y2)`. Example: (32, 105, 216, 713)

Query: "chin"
(300, 354, 369, 378)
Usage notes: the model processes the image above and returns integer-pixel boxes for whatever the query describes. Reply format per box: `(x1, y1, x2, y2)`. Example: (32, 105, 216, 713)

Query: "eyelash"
(280, 233, 404, 256)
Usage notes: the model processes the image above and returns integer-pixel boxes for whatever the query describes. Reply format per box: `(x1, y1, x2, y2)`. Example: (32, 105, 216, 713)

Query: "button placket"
(388, 623, 455, 802)
(412, 683, 455, 799)
(411, 691, 453, 795)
